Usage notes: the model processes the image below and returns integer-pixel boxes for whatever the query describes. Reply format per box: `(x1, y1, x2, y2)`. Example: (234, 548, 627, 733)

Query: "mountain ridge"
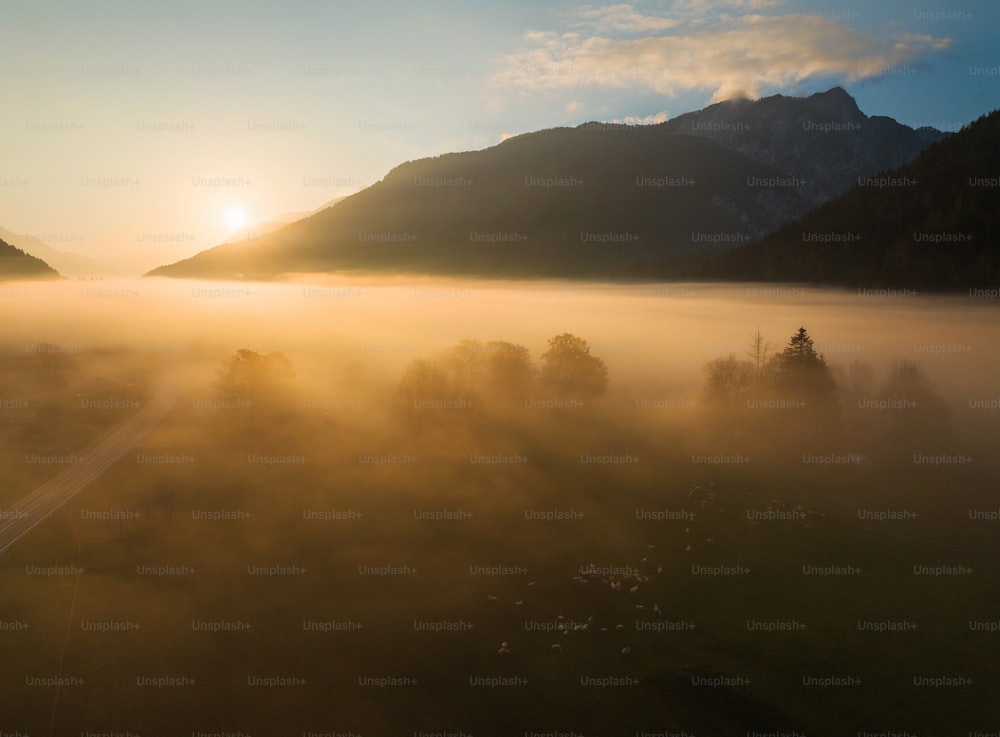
(656, 86, 950, 208)
(706, 108, 1000, 289)
(146, 87, 951, 281)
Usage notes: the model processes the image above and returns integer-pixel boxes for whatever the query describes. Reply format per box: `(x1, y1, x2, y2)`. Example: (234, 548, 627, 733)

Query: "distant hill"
(707, 108, 1000, 290)
(146, 88, 946, 281)
(0, 238, 62, 279)
(0, 227, 113, 277)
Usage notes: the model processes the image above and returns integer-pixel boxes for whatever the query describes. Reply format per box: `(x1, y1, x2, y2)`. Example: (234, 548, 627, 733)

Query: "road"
(0, 385, 181, 556)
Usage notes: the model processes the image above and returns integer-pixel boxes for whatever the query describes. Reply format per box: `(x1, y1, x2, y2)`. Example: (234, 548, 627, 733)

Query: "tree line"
(702, 326, 950, 452)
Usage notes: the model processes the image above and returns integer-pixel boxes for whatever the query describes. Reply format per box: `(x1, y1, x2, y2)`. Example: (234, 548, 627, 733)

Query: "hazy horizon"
(3, 275, 998, 403)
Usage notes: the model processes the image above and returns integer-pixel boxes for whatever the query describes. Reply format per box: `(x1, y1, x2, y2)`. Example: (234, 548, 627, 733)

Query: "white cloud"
(578, 4, 680, 32)
(669, 0, 785, 12)
(491, 8, 951, 103)
(566, 100, 585, 113)
(611, 111, 670, 124)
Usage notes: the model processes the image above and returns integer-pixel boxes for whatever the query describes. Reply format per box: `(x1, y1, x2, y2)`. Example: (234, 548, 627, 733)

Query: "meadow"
(0, 277, 997, 735)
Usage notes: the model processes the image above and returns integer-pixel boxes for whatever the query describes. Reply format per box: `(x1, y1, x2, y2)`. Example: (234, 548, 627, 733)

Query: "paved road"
(0, 385, 181, 556)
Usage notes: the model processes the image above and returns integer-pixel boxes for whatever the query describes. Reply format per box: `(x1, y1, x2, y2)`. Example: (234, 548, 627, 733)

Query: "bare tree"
(877, 359, 950, 449)
(703, 354, 754, 414)
(745, 325, 772, 387)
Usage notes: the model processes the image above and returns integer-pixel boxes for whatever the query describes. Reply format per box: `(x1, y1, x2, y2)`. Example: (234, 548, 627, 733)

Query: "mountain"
(147, 88, 945, 281)
(148, 130, 810, 279)
(0, 238, 62, 279)
(707, 108, 1000, 289)
(658, 87, 950, 211)
(0, 227, 115, 277)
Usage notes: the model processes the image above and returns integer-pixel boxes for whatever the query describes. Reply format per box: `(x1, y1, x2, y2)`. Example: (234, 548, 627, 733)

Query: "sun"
(223, 207, 247, 230)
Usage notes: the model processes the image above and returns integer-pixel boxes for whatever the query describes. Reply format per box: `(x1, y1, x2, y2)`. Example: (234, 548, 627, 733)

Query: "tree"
(880, 360, 938, 403)
(837, 360, 876, 401)
(395, 338, 534, 421)
(482, 340, 534, 401)
(440, 339, 487, 395)
(760, 327, 841, 443)
(745, 325, 772, 390)
(769, 327, 837, 404)
(213, 349, 296, 410)
(397, 358, 457, 406)
(876, 359, 950, 450)
(394, 354, 479, 429)
(539, 333, 608, 399)
(703, 354, 754, 414)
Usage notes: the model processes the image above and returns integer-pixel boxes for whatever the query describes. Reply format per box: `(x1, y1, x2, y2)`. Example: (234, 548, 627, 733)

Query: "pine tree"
(770, 327, 837, 405)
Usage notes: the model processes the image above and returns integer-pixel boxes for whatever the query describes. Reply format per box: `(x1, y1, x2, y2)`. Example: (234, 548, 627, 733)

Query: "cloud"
(611, 111, 670, 124)
(566, 100, 585, 113)
(578, 4, 680, 32)
(670, 0, 785, 11)
(491, 7, 951, 103)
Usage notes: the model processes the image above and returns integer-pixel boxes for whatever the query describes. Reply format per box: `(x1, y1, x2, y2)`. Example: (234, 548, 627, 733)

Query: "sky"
(1, 0, 997, 274)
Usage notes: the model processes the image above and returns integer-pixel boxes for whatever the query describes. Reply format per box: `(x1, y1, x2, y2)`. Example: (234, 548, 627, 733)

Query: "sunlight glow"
(223, 207, 247, 231)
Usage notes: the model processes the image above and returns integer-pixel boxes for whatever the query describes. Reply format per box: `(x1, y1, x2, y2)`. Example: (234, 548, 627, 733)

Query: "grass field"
(2, 370, 997, 736)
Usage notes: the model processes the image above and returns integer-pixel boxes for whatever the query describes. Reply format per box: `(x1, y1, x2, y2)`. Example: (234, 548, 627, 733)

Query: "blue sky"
(1, 0, 996, 272)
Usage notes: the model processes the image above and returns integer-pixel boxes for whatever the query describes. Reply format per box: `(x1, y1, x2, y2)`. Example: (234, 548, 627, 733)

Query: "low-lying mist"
(2, 277, 998, 426)
(3, 275, 999, 390)
(3, 275, 998, 505)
